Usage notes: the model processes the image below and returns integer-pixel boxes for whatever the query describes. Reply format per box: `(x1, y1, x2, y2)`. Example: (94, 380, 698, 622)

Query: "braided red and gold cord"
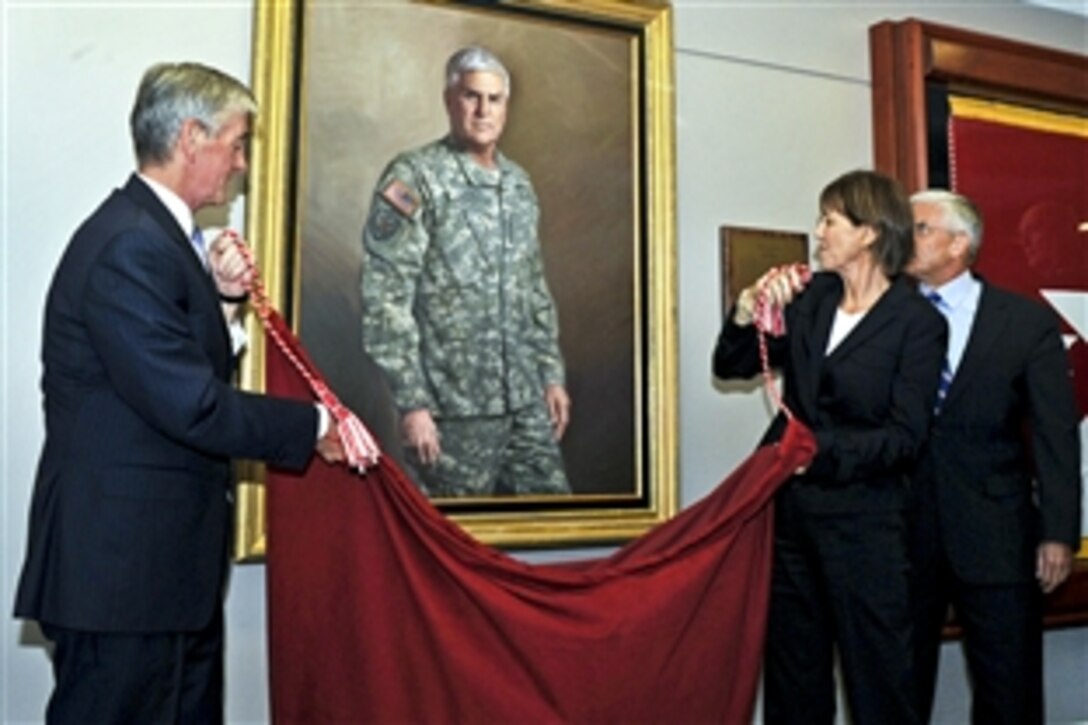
(223, 230, 381, 471)
(752, 263, 811, 418)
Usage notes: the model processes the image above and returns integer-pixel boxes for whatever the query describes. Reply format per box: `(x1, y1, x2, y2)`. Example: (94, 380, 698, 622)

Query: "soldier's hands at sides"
(1037, 541, 1074, 594)
(545, 384, 571, 441)
(403, 409, 441, 465)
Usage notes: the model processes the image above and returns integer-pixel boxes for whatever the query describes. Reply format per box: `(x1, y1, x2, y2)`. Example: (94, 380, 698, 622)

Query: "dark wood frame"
(869, 18, 1088, 629)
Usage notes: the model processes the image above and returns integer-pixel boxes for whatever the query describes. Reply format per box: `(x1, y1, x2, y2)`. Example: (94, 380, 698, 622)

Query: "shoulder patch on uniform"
(380, 178, 420, 218)
(367, 204, 404, 243)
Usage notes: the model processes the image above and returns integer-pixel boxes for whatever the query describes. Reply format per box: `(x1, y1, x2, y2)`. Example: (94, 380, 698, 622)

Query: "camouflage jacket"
(361, 137, 565, 417)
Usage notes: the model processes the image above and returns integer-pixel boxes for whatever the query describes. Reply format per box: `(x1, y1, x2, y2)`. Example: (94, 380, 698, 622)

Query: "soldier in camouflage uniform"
(360, 46, 571, 497)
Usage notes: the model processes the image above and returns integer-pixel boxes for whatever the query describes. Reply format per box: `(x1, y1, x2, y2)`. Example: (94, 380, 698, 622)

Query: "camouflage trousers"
(404, 401, 569, 497)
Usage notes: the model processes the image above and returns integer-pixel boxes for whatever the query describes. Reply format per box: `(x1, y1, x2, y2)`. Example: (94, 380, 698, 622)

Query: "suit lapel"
(791, 278, 839, 417)
(825, 277, 908, 362)
(121, 175, 232, 358)
(123, 175, 209, 279)
(942, 281, 1004, 411)
(791, 275, 910, 420)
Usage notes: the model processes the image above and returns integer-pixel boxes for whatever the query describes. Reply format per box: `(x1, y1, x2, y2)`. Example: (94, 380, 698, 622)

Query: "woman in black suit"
(713, 170, 947, 725)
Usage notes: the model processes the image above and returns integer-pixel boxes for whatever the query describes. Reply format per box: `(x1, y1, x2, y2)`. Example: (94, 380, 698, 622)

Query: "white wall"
(2, 1, 1085, 723)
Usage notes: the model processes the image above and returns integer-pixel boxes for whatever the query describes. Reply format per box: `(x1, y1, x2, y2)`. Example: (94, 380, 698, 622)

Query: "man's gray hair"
(911, 189, 985, 259)
(130, 62, 257, 166)
(445, 46, 511, 96)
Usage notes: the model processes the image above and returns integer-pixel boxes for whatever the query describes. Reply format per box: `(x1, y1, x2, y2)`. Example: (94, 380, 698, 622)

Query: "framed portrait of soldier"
(235, 0, 677, 555)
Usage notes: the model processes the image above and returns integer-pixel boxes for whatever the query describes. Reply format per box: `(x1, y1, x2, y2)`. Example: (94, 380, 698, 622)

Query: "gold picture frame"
(235, 0, 677, 560)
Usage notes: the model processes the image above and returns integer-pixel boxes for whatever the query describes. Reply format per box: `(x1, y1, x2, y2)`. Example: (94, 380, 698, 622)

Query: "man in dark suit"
(907, 190, 1081, 725)
(13, 62, 344, 724)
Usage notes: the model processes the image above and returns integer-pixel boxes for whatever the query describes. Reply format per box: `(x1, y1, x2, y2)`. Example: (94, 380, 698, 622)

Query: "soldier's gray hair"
(445, 46, 511, 97)
(910, 189, 985, 259)
(130, 62, 257, 166)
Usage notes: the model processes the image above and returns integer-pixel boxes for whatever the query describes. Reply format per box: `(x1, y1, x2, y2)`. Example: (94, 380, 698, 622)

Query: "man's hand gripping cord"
(223, 230, 382, 472)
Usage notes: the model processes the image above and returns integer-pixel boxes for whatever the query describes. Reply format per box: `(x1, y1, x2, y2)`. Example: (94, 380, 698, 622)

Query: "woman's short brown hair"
(819, 170, 913, 277)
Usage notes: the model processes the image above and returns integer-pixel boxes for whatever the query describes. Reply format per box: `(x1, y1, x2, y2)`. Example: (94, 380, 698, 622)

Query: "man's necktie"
(926, 291, 953, 413)
(192, 226, 208, 269)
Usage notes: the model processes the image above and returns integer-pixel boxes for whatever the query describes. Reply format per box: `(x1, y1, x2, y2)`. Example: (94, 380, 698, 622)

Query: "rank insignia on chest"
(380, 178, 420, 218)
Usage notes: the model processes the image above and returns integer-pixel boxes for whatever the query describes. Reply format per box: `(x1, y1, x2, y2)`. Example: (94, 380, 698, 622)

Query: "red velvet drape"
(263, 312, 816, 723)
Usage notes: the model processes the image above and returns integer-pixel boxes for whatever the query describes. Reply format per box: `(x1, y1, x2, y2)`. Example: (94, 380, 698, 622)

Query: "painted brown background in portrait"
(295, 0, 637, 497)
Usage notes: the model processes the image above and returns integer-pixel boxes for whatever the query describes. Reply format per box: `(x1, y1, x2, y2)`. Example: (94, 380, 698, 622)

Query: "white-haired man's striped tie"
(926, 291, 953, 413)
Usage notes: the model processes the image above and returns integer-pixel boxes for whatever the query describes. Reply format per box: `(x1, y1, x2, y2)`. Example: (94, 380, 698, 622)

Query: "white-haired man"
(907, 189, 1081, 725)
